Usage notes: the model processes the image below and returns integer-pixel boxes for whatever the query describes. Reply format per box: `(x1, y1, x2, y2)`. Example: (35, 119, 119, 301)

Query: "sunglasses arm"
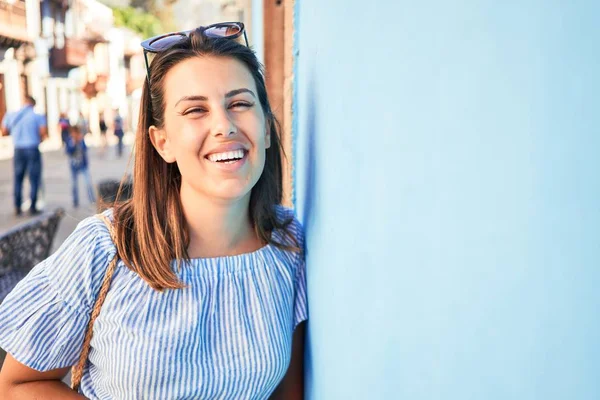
(143, 50, 152, 88)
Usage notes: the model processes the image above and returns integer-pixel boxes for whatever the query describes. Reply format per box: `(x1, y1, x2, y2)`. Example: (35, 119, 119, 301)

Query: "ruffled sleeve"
(0, 213, 116, 371)
(274, 205, 308, 330)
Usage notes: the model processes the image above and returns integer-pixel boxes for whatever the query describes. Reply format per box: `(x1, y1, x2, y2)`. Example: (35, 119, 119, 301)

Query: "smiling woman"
(0, 23, 307, 400)
(149, 56, 271, 210)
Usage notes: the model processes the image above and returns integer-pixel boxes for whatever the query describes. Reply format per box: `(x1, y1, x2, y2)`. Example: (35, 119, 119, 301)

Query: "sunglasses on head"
(140, 22, 249, 86)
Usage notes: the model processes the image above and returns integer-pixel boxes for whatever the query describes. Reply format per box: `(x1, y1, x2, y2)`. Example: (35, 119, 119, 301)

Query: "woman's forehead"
(163, 56, 256, 103)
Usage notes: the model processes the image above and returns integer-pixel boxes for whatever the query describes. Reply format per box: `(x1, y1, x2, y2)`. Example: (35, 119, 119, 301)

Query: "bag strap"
(71, 214, 119, 391)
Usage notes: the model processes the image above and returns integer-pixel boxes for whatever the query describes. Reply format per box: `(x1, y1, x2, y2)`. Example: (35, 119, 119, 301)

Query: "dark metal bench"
(0, 208, 65, 367)
(0, 208, 65, 303)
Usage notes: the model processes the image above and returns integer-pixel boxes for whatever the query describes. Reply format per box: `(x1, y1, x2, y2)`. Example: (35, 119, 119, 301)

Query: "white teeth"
(207, 149, 245, 162)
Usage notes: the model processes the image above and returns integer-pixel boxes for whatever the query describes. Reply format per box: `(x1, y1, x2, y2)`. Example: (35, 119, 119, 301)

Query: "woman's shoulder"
(51, 209, 117, 270)
(73, 209, 115, 244)
(274, 203, 302, 228)
(272, 204, 305, 250)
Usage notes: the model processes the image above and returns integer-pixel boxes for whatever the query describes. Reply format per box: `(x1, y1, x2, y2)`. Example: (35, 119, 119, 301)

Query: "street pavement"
(0, 135, 134, 251)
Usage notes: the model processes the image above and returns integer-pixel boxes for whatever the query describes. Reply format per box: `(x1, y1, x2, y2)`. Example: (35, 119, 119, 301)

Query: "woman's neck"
(180, 185, 260, 258)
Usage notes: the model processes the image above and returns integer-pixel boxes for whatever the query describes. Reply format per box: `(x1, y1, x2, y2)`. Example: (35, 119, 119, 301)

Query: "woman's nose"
(211, 107, 237, 137)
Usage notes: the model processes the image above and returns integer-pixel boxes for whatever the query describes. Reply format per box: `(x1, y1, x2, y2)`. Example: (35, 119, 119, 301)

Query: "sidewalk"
(0, 134, 134, 251)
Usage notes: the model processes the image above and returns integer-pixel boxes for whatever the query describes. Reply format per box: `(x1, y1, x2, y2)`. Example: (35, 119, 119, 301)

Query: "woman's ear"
(149, 125, 176, 163)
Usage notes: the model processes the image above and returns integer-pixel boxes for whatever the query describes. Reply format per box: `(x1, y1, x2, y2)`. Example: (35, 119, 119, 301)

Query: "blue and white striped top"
(0, 206, 308, 399)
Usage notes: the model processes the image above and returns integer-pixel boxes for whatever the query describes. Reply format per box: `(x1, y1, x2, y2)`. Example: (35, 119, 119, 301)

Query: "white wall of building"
(25, 0, 41, 39)
(1, 49, 22, 112)
(106, 28, 127, 117)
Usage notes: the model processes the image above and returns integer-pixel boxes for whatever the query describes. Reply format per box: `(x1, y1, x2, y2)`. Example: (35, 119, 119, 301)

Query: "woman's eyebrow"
(225, 88, 256, 98)
(175, 95, 208, 107)
(174, 89, 255, 107)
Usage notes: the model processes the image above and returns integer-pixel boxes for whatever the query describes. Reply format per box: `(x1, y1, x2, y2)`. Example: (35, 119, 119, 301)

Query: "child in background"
(58, 112, 70, 147)
(66, 125, 96, 208)
(113, 109, 124, 158)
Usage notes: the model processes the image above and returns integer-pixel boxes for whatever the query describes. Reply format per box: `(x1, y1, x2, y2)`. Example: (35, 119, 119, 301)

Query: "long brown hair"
(112, 28, 298, 291)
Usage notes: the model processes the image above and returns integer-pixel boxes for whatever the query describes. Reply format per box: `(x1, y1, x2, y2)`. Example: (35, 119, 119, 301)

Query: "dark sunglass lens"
(204, 24, 241, 38)
(151, 34, 186, 51)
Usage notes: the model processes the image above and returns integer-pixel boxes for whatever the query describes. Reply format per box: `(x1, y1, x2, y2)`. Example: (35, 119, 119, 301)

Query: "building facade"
(0, 0, 143, 158)
(0, 0, 41, 157)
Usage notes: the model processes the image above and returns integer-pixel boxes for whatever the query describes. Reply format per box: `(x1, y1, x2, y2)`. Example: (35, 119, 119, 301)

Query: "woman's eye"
(183, 107, 207, 115)
(230, 102, 253, 109)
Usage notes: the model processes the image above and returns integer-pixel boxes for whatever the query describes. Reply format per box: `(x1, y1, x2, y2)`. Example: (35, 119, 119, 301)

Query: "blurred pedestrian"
(0, 23, 307, 398)
(113, 109, 124, 157)
(65, 125, 96, 208)
(58, 112, 70, 147)
(0, 96, 48, 216)
(99, 113, 108, 151)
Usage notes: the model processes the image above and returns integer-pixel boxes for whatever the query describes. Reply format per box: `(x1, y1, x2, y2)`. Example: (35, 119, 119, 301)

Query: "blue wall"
(293, 1, 600, 399)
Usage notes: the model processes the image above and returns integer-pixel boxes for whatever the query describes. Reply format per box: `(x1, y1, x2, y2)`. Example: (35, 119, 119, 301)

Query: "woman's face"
(150, 55, 270, 203)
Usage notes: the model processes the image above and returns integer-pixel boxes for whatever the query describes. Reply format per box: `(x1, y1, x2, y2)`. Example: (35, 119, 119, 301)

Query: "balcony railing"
(82, 73, 108, 98)
(51, 37, 89, 70)
(0, 0, 29, 42)
(95, 74, 108, 92)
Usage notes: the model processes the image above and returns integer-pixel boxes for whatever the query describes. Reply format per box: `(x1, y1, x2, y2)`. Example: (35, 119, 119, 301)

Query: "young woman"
(0, 22, 307, 399)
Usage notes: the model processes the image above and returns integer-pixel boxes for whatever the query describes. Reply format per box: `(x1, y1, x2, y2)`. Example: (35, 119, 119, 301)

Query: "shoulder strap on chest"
(71, 214, 120, 391)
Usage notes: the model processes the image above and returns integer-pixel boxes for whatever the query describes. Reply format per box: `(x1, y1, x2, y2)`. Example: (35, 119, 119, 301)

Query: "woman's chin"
(181, 174, 260, 204)
(206, 182, 254, 203)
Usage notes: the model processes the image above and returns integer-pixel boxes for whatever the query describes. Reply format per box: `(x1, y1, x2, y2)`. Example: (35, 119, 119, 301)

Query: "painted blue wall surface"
(293, 1, 599, 399)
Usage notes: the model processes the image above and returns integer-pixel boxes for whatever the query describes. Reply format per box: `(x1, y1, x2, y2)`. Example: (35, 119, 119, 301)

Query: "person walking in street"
(113, 109, 124, 157)
(65, 125, 96, 208)
(0, 22, 307, 399)
(58, 112, 70, 147)
(98, 113, 108, 154)
(0, 96, 48, 216)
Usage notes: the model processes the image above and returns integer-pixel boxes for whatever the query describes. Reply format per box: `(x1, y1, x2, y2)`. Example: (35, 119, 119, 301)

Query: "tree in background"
(120, 0, 178, 34)
(113, 6, 164, 38)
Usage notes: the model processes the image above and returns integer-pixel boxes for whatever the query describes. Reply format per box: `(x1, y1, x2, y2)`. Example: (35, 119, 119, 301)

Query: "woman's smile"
(204, 148, 249, 172)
